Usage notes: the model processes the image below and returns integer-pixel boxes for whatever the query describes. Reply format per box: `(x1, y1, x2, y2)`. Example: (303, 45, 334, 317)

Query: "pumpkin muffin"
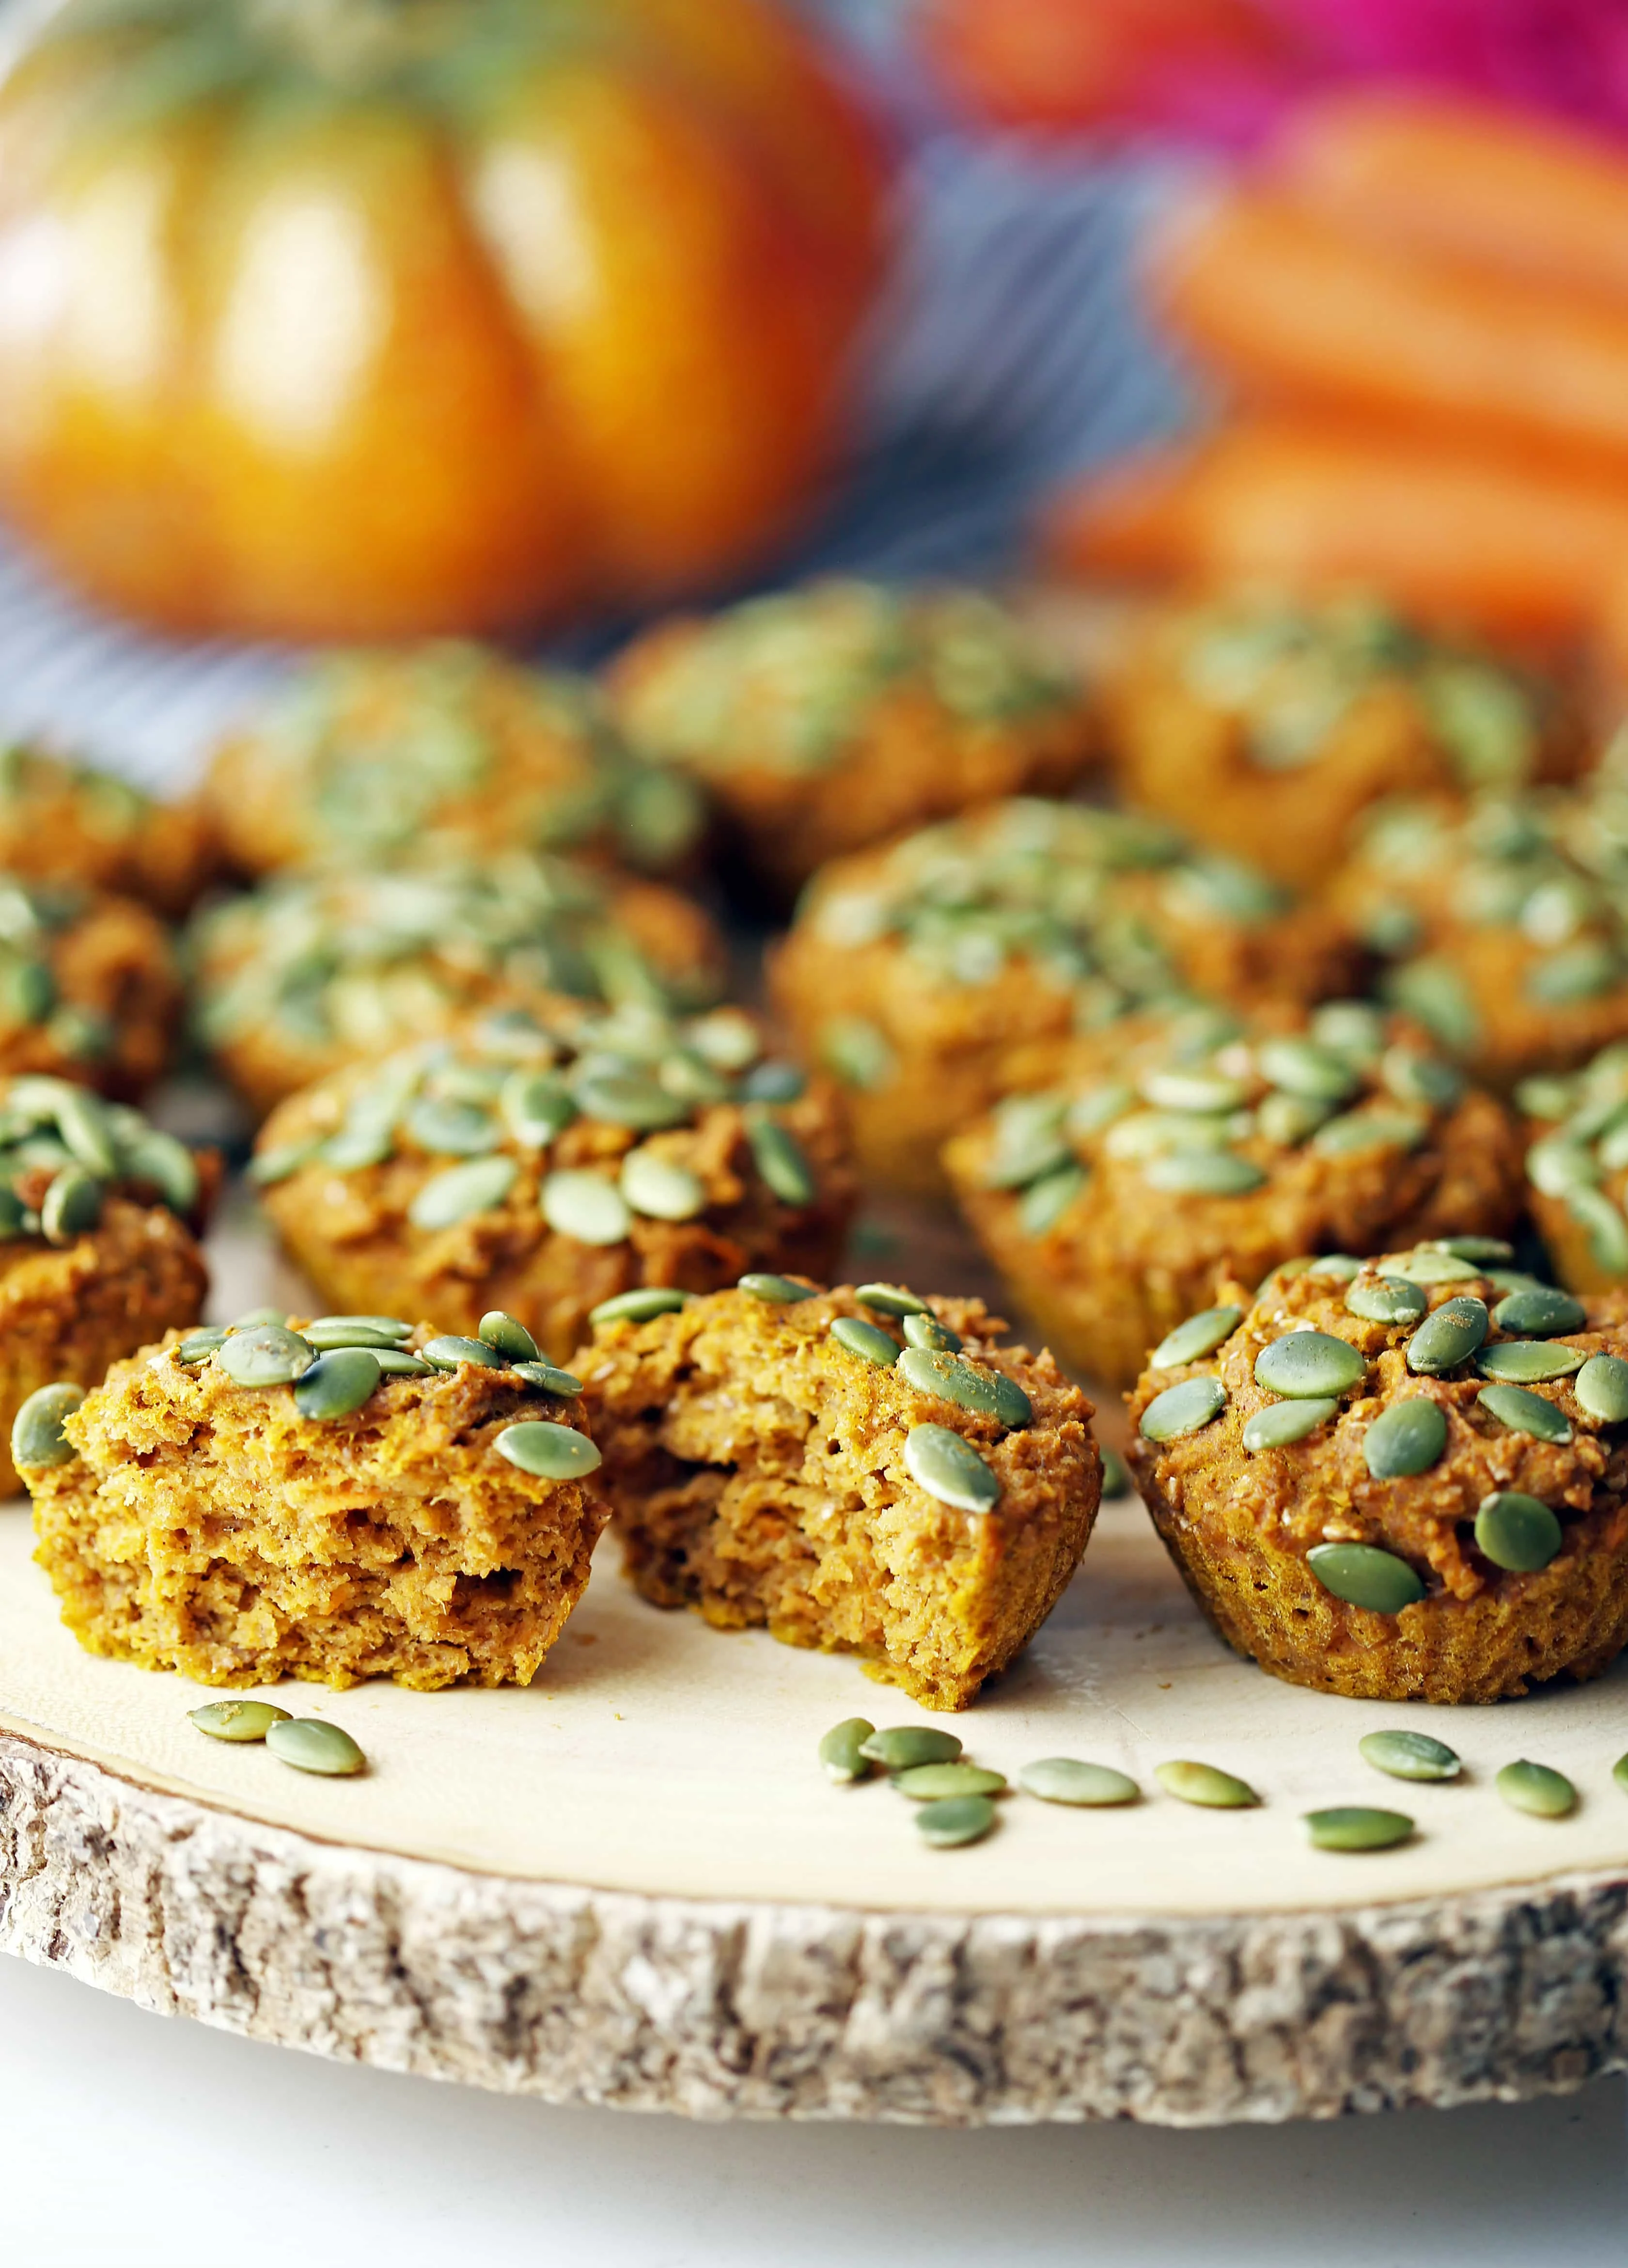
(771, 797, 1362, 1192)
(1330, 791, 1628, 1088)
(206, 642, 704, 881)
(0, 875, 181, 1099)
(1101, 588, 1581, 891)
(0, 742, 215, 916)
(1127, 1248, 1628, 1702)
(252, 1001, 856, 1365)
(609, 580, 1094, 897)
(188, 854, 727, 1118)
(0, 1075, 212, 1496)
(19, 1312, 608, 1692)
(1518, 1042, 1628, 1293)
(576, 1277, 1099, 1709)
(945, 1001, 1524, 1388)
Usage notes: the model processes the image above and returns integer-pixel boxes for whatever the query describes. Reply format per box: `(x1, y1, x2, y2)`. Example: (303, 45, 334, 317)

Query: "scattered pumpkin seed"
(408, 1155, 517, 1230)
(1141, 1375, 1227, 1441)
(1576, 1352, 1628, 1424)
(188, 1699, 291, 1743)
(495, 1420, 602, 1480)
(292, 1347, 381, 1421)
(915, 1794, 997, 1847)
(892, 1763, 1007, 1801)
(1018, 1758, 1138, 1806)
(265, 1718, 366, 1777)
(818, 1717, 874, 1783)
(738, 1272, 816, 1303)
(746, 1115, 816, 1207)
(898, 1346, 1032, 1429)
(1142, 1149, 1268, 1196)
(1242, 1396, 1337, 1450)
(1492, 1285, 1587, 1338)
(218, 1323, 314, 1388)
(904, 1422, 1002, 1512)
(1151, 1305, 1243, 1369)
(589, 1287, 689, 1327)
(1154, 1759, 1258, 1808)
(1406, 1297, 1489, 1374)
(422, 1334, 505, 1371)
(1496, 1759, 1576, 1817)
(854, 1283, 927, 1317)
(1303, 1806, 1414, 1851)
(1359, 1729, 1461, 1782)
(620, 1149, 706, 1222)
(1307, 1543, 1426, 1613)
(512, 1360, 582, 1395)
(1254, 1330, 1366, 1399)
(859, 1726, 962, 1769)
(1345, 1275, 1427, 1326)
(177, 1328, 228, 1363)
(1362, 1397, 1448, 1479)
(1477, 1381, 1572, 1443)
(304, 1315, 413, 1350)
(1476, 1340, 1585, 1384)
(479, 1310, 539, 1362)
(902, 1310, 961, 1354)
(541, 1168, 632, 1246)
(10, 1381, 82, 1469)
(1474, 1491, 1563, 1572)
(831, 1316, 900, 1367)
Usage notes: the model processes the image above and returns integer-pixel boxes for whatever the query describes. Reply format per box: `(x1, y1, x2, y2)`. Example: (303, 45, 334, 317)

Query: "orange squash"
(0, 0, 886, 639)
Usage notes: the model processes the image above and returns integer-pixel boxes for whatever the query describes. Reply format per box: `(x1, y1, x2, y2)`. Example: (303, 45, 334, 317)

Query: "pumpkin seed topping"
(478, 1310, 540, 1362)
(859, 1726, 962, 1770)
(892, 1763, 1007, 1801)
(915, 1794, 998, 1847)
(1362, 1397, 1448, 1479)
(1256, 1036, 1361, 1102)
(1151, 1305, 1243, 1368)
(1359, 1729, 1461, 1781)
(1474, 1491, 1563, 1572)
(422, 1334, 505, 1371)
(304, 1315, 413, 1349)
(898, 1346, 1032, 1429)
(620, 1149, 706, 1222)
(1576, 1352, 1628, 1423)
(265, 1719, 366, 1778)
(494, 1420, 602, 1480)
(1242, 1396, 1338, 1450)
(1476, 1340, 1585, 1384)
(1303, 1806, 1414, 1852)
(1491, 1285, 1587, 1337)
(1254, 1330, 1366, 1399)
(1496, 1759, 1577, 1817)
(1018, 1163, 1087, 1234)
(902, 1310, 961, 1354)
(512, 1360, 582, 1395)
(1477, 1381, 1572, 1443)
(1142, 1150, 1268, 1196)
(177, 1328, 228, 1363)
(292, 1347, 382, 1421)
(855, 1282, 927, 1317)
(1346, 1275, 1427, 1325)
(1019, 1758, 1139, 1806)
(1406, 1297, 1489, 1374)
(1308, 1543, 1426, 1613)
(831, 1316, 900, 1368)
(218, 1324, 314, 1388)
(738, 1272, 817, 1303)
(746, 1113, 816, 1206)
(1155, 1760, 1258, 1808)
(904, 1423, 1002, 1512)
(188, 1700, 292, 1744)
(818, 1718, 875, 1783)
(11, 1381, 83, 1469)
(1141, 1375, 1228, 1441)
(407, 1154, 517, 1230)
(541, 1168, 631, 1246)
(374, 1349, 436, 1377)
(589, 1288, 689, 1327)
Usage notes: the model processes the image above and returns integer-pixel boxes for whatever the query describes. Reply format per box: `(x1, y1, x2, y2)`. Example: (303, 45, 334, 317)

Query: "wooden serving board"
(1, 1196, 1627, 2126)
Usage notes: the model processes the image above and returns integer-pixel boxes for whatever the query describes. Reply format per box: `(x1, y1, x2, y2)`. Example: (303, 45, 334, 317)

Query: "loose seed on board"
(495, 1421, 603, 1480)
(590, 1288, 690, 1327)
(915, 1795, 997, 1848)
(1406, 1297, 1489, 1375)
(1242, 1396, 1337, 1451)
(819, 1718, 875, 1783)
(303, 1315, 414, 1350)
(904, 1423, 1002, 1513)
(1476, 1340, 1585, 1384)
(407, 1155, 517, 1230)
(1477, 1382, 1572, 1444)
(1018, 1758, 1138, 1807)
(1253, 1331, 1366, 1399)
(188, 1700, 292, 1743)
(293, 1347, 382, 1421)
(831, 1316, 900, 1368)
(859, 1726, 962, 1770)
(218, 1324, 314, 1388)
(1151, 1305, 1243, 1369)
(738, 1272, 817, 1303)
(1491, 1286, 1588, 1338)
(1576, 1352, 1628, 1424)
(10, 1381, 83, 1469)
(892, 1763, 1007, 1801)
(1302, 1806, 1414, 1852)
(854, 1282, 927, 1317)
(541, 1169, 632, 1247)
(1362, 1398, 1448, 1480)
(265, 1718, 366, 1777)
(422, 1334, 505, 1371)
(1345, 1276, 1428, 1326)
(478, 1310, 540, 1363)
(1474, 1491, 1563, 1573)
(902, 1310, 961, 1354)
(746, 1115, 816, 1207)
(1141, 1376, 1227, 1442)
(1307, 1543, 1426, 1613)
(512, 1360, 583, 1395)
(1155, 1760, 1258, 1809)
(898, 1346, 1033, 1430)
(1359, 1730, 1461, 1782)
(1496, 1759, 1577, 1817)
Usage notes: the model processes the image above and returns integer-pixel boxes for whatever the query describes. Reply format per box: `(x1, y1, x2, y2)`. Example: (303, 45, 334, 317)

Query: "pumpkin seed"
(818, 1717, 875, 1783)
(408, 1155, 517, 1230)
(1346, 1275, 1427, 1325)
(1307, 1542, 1426, 1613)
(1311, 1000, 1388, 1061)
(49, 1086, 116, 1176)
(832, 1316, 900, 1367)
(1429, 1235, 1513, 1262)
(1302, 1806, 1414, 1851)
(1311, 1108, 1428, 1156)
(478, 1310, 539, 1362)
(11, 1381, 82, 1468)
(854, 1283, 927, 1317)
(1362, 1397, 1448, 1479)
(1476, 1340, 1585, 1383)
(859, 1726, 962, 1769)
(1018, 1163, 1086, 1234)
(903, 1311, 961, 1354)
(983, 1093, 1071, 1188)
(1477, 1381, 1572, 1443)
(495, 1420, 602, 1479)
(373, 1349, 435, 1377)
(1257, 1036, 1362, 1102)
(402, 1097, 499, 1156)
(1474, 1490, 1563, 1572)
(738, 1272, 816, 1303)
(1151, 1305, 1243, 1369)
(422, 1334, 505, 1371)
(1155, 1759, 1258, 1808)
(1359, 1729, 1461, 1782)
(188, 1699, 291, 1743)
(1141, 1375, 1227, 1441)
(1099, 1446, 1132, 1497)
(1139, 1066, 1250, 1114)
(1257, 1091, 1332, 1147)
(904, 1422, 1002, 1512)
(1576, 1352, 1628, 1423)
(915, 1794, 997, 1847)
(1527, 943, 1620, 1003)
(1380, 1048, 1465, 1110)
(1254, 1330, 1366, 1399)
(1304, 1253, 1361, 1280)
(1496, 1759, 1576, 1817)
(1614, 1751, 1628, 1795)
(304, 1315, 414, 1350)
(1385, 958, 1481, 1052)
(740, 1060, 806, 1104)
(589, 1287, 689, 1327)
(1142, 1149, 1267, 1196)
(892, 1763, 1007, 1800)
(291, 1348, 381, 1421)
(232, 1307, 288, 1329)
(620, 1149, 706, 1222)
(746, 1115, 816, 1207)
(1406, 1297, 1489, 1374)
(1242, 1396, 1337, 1450)
(176, 1328, 227, 1363)
(542, 1169, 631, 1246)
(500, 1069, 575, 1150)
(218, 1324, 314, 1388)
(265, 1718, 366, 1778)
(248, 1138, 323, 1187)
(1527, 1135, 1600, 1197)
(40, 1167, 102, 1244)
(1390, 1247, 1480, 1283)
(512, 1360, 582, 1395)
(1492, 1285, 1587, 1338)
(1019, 1758, 1138, 1806)
(1566, 1186, 1628, 1273)
(818, 1015, 894, 1090)
(572, 1066, 689, 1131)
(898, 1346, 1032, 1430)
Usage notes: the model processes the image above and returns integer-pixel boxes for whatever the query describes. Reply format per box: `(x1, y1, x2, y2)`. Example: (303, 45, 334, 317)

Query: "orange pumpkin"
(0, 0, 886, 639)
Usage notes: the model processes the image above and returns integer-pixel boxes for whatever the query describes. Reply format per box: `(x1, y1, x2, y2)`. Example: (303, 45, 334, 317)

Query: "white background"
(2, 1952, 1622, 2268)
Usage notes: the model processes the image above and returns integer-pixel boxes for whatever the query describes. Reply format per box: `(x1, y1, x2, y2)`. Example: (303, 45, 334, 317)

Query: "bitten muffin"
(0, 743, 215, 916)
(609, 580, 1094, 896)
(576, 1277, 1100, 1709)
(1127, 1247, 1628, 1702)
(771, 797, 1362, 1192)
(252, 1001, 857, 1364)
(1330, 791, 1628, 1088)
(0, 876, 182, 1098)
(1102, 588, 1581, 890)
(188, 854, 727, 1117)
(945, 1001, 1524, 1388)
(0, 1076, 212, 1496)
(1519, 1042, 1628, 1292)
(20, 1312, 608, 1691)
(206, 642, 704, 881)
